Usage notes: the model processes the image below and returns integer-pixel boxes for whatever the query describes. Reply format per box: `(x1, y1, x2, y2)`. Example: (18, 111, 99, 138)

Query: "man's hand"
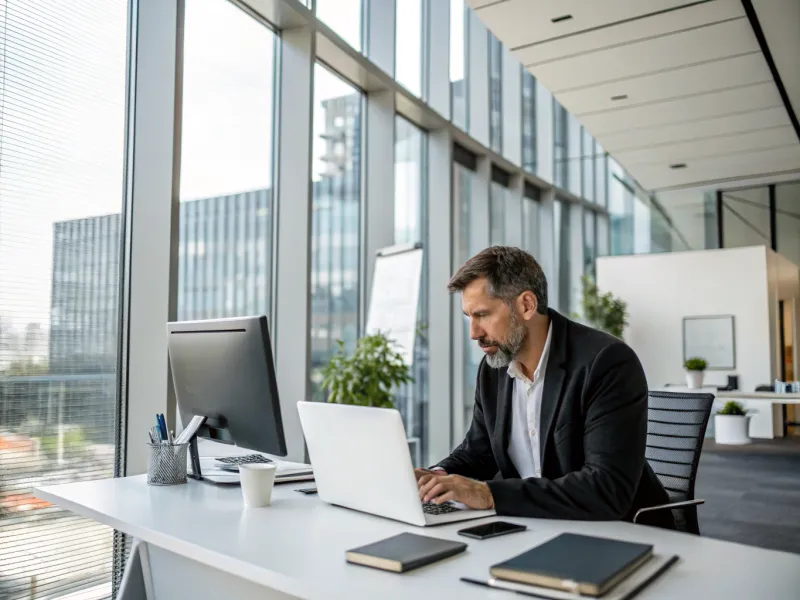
(414, 467, 447, 483)
(418, 474, 495, 510)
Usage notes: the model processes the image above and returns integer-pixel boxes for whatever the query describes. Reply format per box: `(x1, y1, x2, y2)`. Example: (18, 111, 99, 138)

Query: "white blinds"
(0, 1, 128, 599)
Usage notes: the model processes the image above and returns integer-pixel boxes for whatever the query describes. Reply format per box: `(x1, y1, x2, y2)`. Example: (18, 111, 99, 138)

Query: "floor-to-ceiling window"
(0, 2, 128, 598)
(522, 72, 537, 174)
(721, 187, 772, 250)
(609, 159, 634, 256)
(316, 0, 362, 51)
(553, 199, 572, 313)
(522, 184, 541, 260)
(394, 116, 428, 464)
(584, 210, 597, 279)
(179, 0, 276, 322)
(582, 130, 595, 204)
(488, 34, 503, 154)
(450, 0, 468, 130)
(553, 101, 569, 189)
(395, 0, 423, 97)
(309, 65, 363, 400)
(490, 168, 511, 246)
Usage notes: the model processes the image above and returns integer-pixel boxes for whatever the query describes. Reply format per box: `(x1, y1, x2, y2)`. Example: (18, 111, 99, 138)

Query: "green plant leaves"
(580, 275, 628, 338)
(320, 331, 413, 408)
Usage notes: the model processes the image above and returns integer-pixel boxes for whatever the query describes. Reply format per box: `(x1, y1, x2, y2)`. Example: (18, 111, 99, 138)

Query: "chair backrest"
(755, 384, 774, 392)
(646, 391, 714, 533)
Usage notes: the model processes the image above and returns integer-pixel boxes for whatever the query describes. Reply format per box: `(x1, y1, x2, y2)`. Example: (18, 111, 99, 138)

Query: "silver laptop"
(297, 401, 495, 526)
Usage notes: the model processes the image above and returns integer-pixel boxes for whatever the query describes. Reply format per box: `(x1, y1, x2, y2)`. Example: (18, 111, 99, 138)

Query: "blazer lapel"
(495, 369, 516, 476)
(539, 310, 569, 470)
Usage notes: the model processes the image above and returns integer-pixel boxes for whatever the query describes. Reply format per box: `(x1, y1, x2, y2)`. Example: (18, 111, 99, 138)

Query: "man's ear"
(518, 291, 537, 319)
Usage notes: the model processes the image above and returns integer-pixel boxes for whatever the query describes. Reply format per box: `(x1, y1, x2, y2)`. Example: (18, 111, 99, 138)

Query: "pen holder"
(147, 442, 189, 486)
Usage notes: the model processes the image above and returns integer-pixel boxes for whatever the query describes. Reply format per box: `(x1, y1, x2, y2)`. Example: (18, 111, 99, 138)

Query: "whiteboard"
(365, 245, 423, 366)
(683, 315, 736, 369)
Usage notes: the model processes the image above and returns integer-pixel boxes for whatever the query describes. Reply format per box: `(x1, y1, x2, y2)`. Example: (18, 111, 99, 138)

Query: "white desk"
(716, 391, 800, 438)
(36, 476, 800, 600)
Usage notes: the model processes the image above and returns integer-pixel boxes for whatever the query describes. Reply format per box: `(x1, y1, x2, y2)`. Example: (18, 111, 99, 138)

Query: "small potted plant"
(683, 357, 707, 389)
(714, 401, 751, 445)
(320, 332, 412, 408)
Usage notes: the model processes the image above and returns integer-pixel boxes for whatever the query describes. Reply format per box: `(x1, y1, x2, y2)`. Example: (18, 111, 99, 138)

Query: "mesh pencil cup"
(146, 442, 189, 485)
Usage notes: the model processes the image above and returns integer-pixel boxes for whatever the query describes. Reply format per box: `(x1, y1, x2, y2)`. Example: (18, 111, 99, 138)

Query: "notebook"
(490, 533, 653, 597)
(346, 532, 467, 573)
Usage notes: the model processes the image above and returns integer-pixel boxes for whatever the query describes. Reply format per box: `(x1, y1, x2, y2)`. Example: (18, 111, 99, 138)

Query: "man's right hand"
(414, 468, 447, 487)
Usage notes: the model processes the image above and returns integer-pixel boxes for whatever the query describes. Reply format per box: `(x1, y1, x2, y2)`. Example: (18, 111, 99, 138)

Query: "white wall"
(596, 246, 773, 394)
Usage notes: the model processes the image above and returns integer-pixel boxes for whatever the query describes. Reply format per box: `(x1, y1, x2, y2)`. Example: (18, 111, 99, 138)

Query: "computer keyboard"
(422, 501, 461, 515)
(215, 454, 272, 466)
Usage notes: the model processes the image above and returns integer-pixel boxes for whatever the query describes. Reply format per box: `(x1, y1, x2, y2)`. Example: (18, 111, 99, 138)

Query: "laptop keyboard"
(422, 501, 461, 515)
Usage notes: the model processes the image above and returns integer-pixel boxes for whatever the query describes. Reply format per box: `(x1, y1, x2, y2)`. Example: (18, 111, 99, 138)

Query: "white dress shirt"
(506, 323, 553, 479)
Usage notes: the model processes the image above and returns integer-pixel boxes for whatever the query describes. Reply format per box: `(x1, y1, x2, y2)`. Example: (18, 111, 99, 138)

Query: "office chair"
(634, 391, 714, 535)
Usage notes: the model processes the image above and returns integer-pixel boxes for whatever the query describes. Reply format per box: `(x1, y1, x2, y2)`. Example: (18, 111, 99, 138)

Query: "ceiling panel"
(556, 52, 771, 116)
(467, 0, 691, 50)
(614, 126, 798, 166)
(514, 0, 744, 65)
(602, 107, 791, 152)
(580, 82, 783, 135)
(634, 146, 800, 189)
(531, 18, 757, 93)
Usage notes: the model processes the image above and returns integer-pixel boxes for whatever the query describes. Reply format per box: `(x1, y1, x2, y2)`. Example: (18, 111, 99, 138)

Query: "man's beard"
(479, 311, 527, 369)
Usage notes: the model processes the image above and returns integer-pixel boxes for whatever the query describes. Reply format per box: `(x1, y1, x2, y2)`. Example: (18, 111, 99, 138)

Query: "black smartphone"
(457, 521, 527, 540)
(295, 487, 318, 495)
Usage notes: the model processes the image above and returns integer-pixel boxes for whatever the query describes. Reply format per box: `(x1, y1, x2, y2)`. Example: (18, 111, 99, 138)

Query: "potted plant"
(578, 276, 628, 339)
(320, 332, 412, 408)
(683, 357, 707, 388)
(714, 401, 751, 445)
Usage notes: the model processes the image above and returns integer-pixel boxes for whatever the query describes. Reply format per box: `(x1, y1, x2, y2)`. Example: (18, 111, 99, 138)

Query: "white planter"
(714, 415, 751, 445)
(685, 370, 704, 389)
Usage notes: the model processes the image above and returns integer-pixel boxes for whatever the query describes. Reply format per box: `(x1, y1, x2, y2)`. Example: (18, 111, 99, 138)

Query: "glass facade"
(521, 188, 541, 260)
(489, 34, 503, 154)
(395, 0, 423, 96)
(309, 64, 363, 400)
(553, 101, 569, 189)
(450, 0, 467, 130)
(317, 0, 362, 51)
(179, 0, 275, 320)
(776, 183, 800, 267)
(522, 72, 537, 173)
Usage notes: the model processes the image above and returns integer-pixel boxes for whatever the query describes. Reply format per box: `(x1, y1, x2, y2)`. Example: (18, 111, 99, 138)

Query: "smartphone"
(295, 487, 318, 495)
(457, 521, 527, 540)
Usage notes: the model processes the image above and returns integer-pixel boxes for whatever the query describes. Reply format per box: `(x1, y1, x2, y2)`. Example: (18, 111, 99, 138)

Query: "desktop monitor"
(166, 316, 287, 458)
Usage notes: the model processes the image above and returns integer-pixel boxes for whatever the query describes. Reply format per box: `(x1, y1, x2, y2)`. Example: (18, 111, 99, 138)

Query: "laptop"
(297, 401, 495, 526)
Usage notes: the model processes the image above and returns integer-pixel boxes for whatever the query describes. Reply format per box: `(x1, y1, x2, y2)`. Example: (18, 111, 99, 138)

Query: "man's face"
(461, 278, 527, 369)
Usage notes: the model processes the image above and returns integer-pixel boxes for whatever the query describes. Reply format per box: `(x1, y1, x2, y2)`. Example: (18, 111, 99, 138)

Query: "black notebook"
(490, 533, 653, 597)
(346, 532, 467, 573)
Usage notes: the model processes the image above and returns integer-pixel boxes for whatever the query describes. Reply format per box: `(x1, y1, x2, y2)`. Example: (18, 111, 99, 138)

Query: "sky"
(0, 0, 433, 336)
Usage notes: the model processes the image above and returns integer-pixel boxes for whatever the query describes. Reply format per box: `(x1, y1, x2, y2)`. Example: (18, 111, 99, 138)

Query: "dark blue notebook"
(490, 533, 653, 597)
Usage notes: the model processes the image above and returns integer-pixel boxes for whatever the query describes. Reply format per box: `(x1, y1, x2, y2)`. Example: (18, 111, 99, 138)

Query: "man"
(417, 246, 674, 529)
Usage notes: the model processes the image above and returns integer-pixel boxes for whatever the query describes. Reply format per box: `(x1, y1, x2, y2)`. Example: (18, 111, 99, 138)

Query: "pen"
(460, 578, 553, 598)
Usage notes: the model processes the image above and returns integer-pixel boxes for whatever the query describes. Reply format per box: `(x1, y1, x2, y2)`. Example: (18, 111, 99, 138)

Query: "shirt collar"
(508, 322, 553, 384)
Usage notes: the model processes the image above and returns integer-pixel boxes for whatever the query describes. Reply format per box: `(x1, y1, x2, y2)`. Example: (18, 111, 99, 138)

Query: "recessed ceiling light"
(610, 94, 628, 101)
(551, 14, 573, 23)
(669, 163, 688, 170)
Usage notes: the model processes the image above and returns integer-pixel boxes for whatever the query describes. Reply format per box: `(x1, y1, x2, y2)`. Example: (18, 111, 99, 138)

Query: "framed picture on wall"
(683, 315, 736, 370)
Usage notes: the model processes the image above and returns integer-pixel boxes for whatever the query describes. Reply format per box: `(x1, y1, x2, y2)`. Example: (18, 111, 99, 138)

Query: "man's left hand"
(418, 474, 495, 510)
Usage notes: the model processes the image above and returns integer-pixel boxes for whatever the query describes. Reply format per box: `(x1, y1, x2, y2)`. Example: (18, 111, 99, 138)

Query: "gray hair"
(447, 246, 548, 315)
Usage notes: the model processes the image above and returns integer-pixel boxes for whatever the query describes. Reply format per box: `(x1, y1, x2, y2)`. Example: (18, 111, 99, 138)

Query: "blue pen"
(157, 414, 168, 442)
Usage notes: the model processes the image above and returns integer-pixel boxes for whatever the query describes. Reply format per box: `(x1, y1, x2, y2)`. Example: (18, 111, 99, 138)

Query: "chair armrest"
(633, 499, 705, 524)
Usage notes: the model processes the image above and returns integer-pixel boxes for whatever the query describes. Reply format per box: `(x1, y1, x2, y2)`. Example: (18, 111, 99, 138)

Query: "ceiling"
(468, 0, 800, 192)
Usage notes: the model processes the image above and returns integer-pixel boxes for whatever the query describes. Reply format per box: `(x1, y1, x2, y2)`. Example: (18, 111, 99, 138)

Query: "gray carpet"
(695, 439, 800, 555)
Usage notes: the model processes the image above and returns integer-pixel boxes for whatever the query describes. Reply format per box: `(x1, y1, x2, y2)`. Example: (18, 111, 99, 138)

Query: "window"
(490, 167, 510, 246)
(522, 72, 537, 173)
(0, 1, 127, 598)
(584, 211, 597, 279)
(522, 184, 541, 260)
(609, 160, 634, 256)
(450, 0, 468, 130)
(721, 187, 772, 250)
(396, 0, 423, 97)
(394, 117, 427, 464)
(582, 130, 595, 203)
(453, 149, 477, 432)
(179, 0, 276, 321)
(489, 34, 503, 153)
(553, 200, 572, 313)
(553, 101, 568, 189)
(310, 65, 363, 400)
(316, 0, 362, 51)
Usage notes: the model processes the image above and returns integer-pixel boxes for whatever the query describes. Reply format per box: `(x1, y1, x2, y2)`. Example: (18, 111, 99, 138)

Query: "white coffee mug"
(239, 463, 277, 508)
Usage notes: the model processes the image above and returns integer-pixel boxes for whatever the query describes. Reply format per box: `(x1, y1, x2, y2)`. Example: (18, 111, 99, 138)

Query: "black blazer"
(437, 309, 674, 529)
